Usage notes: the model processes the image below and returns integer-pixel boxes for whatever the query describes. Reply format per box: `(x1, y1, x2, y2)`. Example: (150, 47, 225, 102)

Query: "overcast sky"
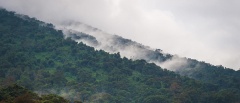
(0, 0, 240, 70)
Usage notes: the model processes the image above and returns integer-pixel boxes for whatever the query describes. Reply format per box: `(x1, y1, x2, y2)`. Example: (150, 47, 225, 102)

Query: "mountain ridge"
(56, 20, 240, 89)
(0, 8, 240, 103)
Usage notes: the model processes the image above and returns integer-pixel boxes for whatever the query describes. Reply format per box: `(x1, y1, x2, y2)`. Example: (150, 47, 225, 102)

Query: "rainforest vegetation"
(0, 8, 240, 103)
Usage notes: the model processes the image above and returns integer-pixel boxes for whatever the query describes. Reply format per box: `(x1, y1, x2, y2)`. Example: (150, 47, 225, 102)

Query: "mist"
(0, 0, 240, 70)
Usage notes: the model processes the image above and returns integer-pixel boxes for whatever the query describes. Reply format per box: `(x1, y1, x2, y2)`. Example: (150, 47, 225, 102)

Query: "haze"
(0, 0, 239, 70)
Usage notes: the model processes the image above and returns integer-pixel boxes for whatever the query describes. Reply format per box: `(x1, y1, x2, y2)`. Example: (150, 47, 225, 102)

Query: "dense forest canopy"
(0, 8, 240, 103)
(0, 84, 73, 103)
(58, 14, 240, 91)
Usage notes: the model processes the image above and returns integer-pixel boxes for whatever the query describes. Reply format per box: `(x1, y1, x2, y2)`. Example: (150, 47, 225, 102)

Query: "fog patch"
(56, 21, 166, 61)
(35, 88, 80, 101)
(54, 21, 239, 73)
(152, 55, 188, 71)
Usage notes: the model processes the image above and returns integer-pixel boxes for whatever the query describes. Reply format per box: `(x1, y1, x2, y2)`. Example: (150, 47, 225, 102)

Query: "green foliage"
(0, 8, 239, 103)
(0, 84, 38, 103)
(0, 84, 71, 103)
(41, 94, 69, 103)
(176, 59, 240, 90)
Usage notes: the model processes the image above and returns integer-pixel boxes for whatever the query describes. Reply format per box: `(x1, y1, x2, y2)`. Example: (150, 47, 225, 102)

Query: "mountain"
(57, 21, 170, 63)
(57, 20, 240, 90)
(0, 8, 240, 103)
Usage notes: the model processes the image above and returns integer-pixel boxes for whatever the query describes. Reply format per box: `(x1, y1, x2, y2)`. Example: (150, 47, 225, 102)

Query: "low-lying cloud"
(0, 0, 240, 70)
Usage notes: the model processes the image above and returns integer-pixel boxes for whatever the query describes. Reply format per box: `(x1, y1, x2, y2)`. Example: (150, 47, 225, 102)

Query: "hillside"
(0, 84, 74, 103)
(0, 8, 240, 103)
(58, 20, 240, 90)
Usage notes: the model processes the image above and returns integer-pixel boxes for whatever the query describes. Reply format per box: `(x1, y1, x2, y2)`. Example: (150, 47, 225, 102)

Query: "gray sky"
(0, 0, 240, 70)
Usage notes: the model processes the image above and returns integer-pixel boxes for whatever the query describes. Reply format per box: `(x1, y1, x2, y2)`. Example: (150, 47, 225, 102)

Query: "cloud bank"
(0, 0, 240, 70)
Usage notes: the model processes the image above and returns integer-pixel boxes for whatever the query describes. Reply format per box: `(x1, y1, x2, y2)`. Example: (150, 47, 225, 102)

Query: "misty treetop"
(0, 8, 240, 103)
(59, 8, 240, 91)
(0, 84, 76, 103)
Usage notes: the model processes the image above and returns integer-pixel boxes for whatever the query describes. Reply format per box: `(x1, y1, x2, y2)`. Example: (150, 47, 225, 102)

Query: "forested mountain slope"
(0, 8, 240, 103)
(0, 84, 73, 103)
(59, 18, 240, 91)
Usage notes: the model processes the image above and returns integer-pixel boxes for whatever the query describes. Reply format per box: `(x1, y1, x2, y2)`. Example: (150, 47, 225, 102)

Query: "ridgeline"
(0, 8, 239, 103)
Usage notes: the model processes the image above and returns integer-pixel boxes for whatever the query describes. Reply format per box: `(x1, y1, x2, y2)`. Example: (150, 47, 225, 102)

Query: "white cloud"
(0, 0, 239, 70)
